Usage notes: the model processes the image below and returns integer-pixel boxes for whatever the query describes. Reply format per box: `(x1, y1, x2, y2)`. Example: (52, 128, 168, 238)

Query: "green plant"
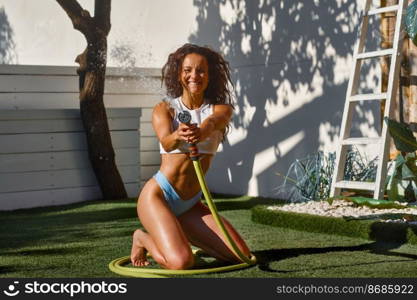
(276, 148, 377, 202)
(406, 0, 417, 46)
(384, 117, 417, 202)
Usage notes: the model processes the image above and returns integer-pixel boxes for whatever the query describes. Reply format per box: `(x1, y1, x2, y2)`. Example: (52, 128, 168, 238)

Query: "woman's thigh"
(138, 179, 193, 262)
(178, 201, 250, 263)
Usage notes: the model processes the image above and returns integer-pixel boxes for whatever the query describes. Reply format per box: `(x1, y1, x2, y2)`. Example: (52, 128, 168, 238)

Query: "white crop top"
(159, 97, 223, 155)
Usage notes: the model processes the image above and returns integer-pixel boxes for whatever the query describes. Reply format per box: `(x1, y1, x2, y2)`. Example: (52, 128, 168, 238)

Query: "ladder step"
(366, 5, 399, 16)
(334, 180, 375, 191)
(341, 137, 381, 145)
(357, 49, 394, 59)
(349, 93, 387, 102)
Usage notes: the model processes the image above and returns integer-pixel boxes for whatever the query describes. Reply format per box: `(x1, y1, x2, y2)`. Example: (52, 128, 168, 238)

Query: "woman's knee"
(165, 249, 194, 270)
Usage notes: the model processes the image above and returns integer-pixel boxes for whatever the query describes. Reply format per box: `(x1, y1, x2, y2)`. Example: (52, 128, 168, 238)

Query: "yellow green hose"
(109, 249, 254, 278)
(108, 159, 256, 277)
(192, 160, 257, 265)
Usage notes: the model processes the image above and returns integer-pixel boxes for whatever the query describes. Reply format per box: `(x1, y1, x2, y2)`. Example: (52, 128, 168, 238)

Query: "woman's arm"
(152, 102, 200, 152)
(199, 104, 233, 141)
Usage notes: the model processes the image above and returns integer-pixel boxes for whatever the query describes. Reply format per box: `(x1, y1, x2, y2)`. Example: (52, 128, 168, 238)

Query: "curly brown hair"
(161, 43, 234, 106)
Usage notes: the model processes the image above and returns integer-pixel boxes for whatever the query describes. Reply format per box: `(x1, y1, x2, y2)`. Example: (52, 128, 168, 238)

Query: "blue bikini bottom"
(153, 171, 201, 216)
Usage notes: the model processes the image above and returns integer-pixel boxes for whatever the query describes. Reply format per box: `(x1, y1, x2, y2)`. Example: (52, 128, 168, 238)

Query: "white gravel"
(267, 200, 417, 223)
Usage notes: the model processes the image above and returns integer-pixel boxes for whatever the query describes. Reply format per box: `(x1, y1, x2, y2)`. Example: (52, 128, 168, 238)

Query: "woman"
(130, 43, 250, 270)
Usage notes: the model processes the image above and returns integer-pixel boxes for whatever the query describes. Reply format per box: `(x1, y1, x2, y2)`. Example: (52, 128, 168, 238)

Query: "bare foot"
(130, 229, 149, 267)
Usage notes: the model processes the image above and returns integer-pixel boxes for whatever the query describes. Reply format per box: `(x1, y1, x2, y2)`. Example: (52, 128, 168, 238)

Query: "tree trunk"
(57, 0, 127, 200)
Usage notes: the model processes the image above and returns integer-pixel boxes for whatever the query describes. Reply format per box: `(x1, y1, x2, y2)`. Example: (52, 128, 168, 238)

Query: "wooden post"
(407, 2, 417, 137)
(396, 0, 417, 140)
(380, 0, 403, 159)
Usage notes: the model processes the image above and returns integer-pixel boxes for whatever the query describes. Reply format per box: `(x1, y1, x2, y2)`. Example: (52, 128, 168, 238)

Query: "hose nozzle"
(178, 111, 200, 161)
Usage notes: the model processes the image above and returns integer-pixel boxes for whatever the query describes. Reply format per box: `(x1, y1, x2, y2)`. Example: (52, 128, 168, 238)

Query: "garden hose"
(108, 111, 256, 277)
(192, 159, 256, 265)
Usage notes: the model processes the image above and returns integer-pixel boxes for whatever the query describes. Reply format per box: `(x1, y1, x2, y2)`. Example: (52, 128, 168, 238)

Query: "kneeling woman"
(131, 43, 250, 269)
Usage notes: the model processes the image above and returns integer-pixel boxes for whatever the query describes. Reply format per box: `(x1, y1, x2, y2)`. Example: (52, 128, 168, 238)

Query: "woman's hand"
(176, 123, 201, 144)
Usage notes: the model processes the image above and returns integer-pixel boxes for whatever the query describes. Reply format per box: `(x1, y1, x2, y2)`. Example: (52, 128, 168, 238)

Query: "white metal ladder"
(330, 0, 407, 200)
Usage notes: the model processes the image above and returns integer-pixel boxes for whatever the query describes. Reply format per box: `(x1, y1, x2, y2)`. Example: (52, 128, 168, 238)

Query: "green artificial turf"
(1, 196, 417, 278)
(251, 205, 417, 245)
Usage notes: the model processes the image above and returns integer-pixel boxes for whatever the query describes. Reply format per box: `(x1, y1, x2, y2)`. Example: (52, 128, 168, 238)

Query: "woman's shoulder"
(153, 98, 178, 118)
(154, 100, 170, 110)
(155, 97, 181, 109)
(212, 103, 233, 114)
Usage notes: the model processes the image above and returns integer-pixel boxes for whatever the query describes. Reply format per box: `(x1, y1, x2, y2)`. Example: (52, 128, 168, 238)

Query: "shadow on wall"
(189, 1, 380, 197)
(0, 6, 18, 64)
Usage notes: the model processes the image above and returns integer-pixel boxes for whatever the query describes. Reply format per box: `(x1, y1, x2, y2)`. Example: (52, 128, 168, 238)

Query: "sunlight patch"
(261, 9, 276, 43)
(241, 34, 251, 55)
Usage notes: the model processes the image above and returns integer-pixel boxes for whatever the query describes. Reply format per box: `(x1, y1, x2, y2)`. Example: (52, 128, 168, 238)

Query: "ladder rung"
(349, 93, 387, 102)
(334, 180, 375, 191)
(367, 5, 399, 16)
(357, 49, 394, 59)
(341, 137, 381, 145)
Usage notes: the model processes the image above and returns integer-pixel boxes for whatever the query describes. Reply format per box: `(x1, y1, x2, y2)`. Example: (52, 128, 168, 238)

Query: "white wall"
(188, 0, 381, 197)
(0, 107, 141, 210)
(0, 0, 382, 199)
(0, 0, 197, 67)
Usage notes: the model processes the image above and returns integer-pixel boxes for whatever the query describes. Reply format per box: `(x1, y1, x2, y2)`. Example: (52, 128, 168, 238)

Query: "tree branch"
(56, 0, 93, 35)
(94, 0, 112, 36)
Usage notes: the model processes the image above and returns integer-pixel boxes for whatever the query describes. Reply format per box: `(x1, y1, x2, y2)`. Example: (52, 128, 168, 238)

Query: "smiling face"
(179, 53, 209, 97)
